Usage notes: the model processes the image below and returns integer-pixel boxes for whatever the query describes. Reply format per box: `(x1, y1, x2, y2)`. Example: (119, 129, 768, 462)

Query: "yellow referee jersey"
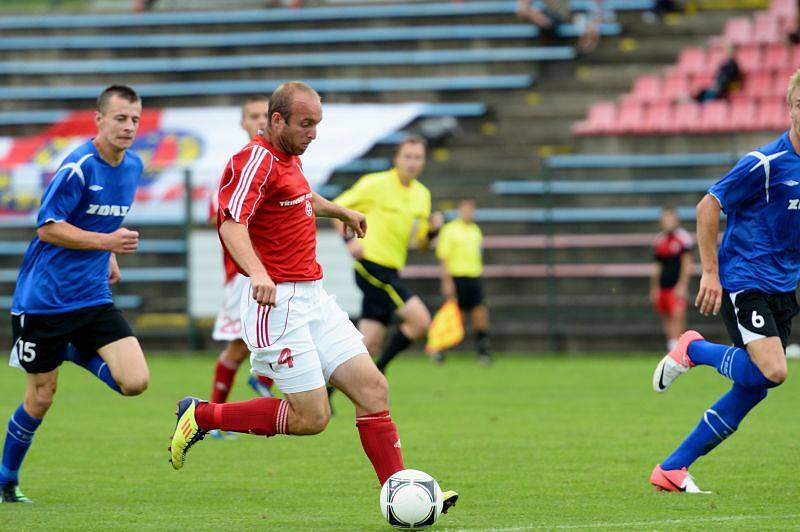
(436, 219, 483, 277)
(334, 168, 431, 270)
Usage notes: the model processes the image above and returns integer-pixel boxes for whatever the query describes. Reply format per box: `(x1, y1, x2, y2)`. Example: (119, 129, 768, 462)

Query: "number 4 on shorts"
(278, 348, 294, 368)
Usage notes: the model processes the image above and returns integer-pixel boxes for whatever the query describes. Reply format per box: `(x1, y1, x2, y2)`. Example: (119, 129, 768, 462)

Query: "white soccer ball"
(786, 343, 800, 359)
(379, 469, 442, 529)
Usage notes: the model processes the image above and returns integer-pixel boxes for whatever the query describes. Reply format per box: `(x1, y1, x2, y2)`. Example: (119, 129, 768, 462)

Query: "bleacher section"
(0, 0, 768, 350)
(574, 0, 796, 135)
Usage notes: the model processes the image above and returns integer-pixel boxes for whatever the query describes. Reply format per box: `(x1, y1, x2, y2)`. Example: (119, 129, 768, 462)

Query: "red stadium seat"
(730, 99, 758, 132)
(663, 71, 691, 101)
(573, 101, 617, 135)
(734, 44, 762, 72)
(743, 71, 772, 97)
(756, 98, 791, 131)
(616, 101, 646, 134)
(753, 12, 781, 44)
(764, 43, 791, 72)
(630, 75, 662, 102)
(705, 43, 728, 70)
(723, 17, 753, 45)
(689, 71, 714, 95)
(643, 101, 674, 134)
(698, 100, 729, 133)
(675, 47, 706, 74)
(673, 101, 701, 133)
(791, 44, 800, 69)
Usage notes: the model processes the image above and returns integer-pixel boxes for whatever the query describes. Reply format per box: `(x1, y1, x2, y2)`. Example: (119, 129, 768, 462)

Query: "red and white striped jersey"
(216, 136, 322, 283)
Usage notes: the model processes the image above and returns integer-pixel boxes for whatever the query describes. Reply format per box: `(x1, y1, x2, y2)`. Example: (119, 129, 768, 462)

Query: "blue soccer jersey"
(11, 140, 142, 314)
(709, 131, 800, 293)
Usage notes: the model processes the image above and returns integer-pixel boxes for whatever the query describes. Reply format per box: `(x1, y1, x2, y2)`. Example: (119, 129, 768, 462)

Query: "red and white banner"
(0, 103, 424, 223)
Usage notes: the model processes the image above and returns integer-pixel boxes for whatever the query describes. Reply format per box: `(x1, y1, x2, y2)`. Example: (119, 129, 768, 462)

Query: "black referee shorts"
(454, 276, 485, 311)
(354, 260, 416, 326)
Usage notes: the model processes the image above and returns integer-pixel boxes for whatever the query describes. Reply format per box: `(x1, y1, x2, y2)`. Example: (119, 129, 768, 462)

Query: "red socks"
(211, 359, 238, 403)
(356, 411, 405, 486)
(195, 397, 289, 436)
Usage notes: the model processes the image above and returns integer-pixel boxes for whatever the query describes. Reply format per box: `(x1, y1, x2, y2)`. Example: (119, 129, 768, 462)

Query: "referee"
(333, 135, 442, 373)
(435, 198, 491, 364)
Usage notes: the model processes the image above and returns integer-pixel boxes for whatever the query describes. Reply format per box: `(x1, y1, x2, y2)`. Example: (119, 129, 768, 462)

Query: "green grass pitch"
(0, 354, 798, 530)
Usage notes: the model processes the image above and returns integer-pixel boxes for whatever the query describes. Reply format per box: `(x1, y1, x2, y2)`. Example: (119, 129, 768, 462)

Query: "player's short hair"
(394, 134, 428, 157)
(787, 69, 800, 106)
(96, 85, 140, 114)
(268, 82, 320, 125)
(241, 94, 268, 115)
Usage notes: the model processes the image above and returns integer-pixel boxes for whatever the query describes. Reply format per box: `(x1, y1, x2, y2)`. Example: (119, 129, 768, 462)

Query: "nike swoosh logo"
(658, 365, 667, 390)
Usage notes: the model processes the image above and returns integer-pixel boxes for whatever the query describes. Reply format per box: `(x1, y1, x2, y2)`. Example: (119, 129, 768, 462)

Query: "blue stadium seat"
(0, 47, 574, 75)
(0, 75, 535, 101)
(335, 158, 390, 174)
(0, 1, 652, 30)
(0, 267, 186, 283)
(0, 240, 186, 255)
(492, 178, 716, 195)
(0, 102, 486, 126)
(0, 294, 142, 310)
(546, 153, 739, 169)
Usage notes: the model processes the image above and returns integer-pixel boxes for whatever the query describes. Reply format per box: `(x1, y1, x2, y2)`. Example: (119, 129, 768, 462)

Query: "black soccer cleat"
(0, 482, 32, 503)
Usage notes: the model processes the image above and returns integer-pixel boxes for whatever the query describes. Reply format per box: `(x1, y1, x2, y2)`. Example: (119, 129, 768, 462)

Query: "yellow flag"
(425, 299, 465, 354)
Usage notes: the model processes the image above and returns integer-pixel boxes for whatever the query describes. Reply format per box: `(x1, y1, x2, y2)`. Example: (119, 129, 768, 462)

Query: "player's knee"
(222, 340, 249, 364)
(25, 385, 56, 417)
(765, 365, 788, 385)
(406, 312, 431, 340)
(297, 407, 330, 435)
(119, 372, 149, 396)
(360, 372, 390, 412)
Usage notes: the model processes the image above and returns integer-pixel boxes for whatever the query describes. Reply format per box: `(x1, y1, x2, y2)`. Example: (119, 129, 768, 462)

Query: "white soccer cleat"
(653, 330, 704, 393)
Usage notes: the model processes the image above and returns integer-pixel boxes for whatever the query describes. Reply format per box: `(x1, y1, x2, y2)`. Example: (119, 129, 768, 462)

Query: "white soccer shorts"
(240, 279, 367, 394)
(212, 273, 250, 341)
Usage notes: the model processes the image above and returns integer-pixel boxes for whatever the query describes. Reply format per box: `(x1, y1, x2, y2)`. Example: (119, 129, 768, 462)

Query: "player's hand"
(442, 278, 456, 299)
(251, 272, 277, 307)
(430, 211, 445, 230)
(108, 254, 121, 285)
(103, 228, 139, 254)
(342, 209, 367, 239)
(695, 270, 722, 316)
(346, 239, 364, 260)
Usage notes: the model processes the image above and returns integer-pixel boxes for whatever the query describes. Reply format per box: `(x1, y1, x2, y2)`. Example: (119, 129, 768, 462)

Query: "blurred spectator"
(788, 0, 800, 43)
(694, 46, 740, 102)
(517, 0, 570, 39)
(573, 0, 615, 53)
(132, 0, 158, 12)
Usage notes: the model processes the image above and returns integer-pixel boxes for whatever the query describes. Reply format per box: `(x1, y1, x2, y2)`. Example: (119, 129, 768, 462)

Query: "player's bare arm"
(37, 221, 139, 254)
(694, 194, 722, 316)
(108, 253, 121, 285)
(312, 191, 366, 238)
(677, 251, 693, 299)
(218, 218, 276, 307)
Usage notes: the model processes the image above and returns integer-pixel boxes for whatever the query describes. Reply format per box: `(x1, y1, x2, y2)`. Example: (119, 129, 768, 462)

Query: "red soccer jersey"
(653, 227, 693, 288)
(216, 137, 322, 283)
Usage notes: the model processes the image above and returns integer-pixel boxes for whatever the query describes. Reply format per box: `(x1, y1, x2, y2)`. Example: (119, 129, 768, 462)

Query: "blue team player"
(0, 86, 149, 503)
(650, 69, 800, 493)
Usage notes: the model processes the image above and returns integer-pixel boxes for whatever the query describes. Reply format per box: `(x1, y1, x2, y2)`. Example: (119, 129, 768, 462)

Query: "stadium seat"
(756, 98, 790, 130)
(752, 12, 782, 44)
(643, 101, 674, 134)
(743, 71, 774, 97)
(675, 47, 706, 74)
(730, 99, 758, 132)
(689, 72, 714, 95)
(673, 102, 701, 133)
(705, 43, 728, 69)
(630, 75, 662, 102)
(764, 43, 791, 72)
(616, 101, 646, 134)
(734, 44, 763, 73)
(698, 100, 729, 133)
(572, 101, 616, 135)
(723, 17, 753, 45)
(663, 71, 690, 102)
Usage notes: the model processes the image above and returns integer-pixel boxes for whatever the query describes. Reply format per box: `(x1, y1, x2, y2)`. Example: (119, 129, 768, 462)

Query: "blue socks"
(687, 340, 779, 389)
(63, 344, 122, 394)
(662, 384, 767, 470)
(0, 405, 42, 486)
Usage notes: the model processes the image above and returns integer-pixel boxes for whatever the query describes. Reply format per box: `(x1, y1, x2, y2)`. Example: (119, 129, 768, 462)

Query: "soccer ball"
(379, 469, 442, 529)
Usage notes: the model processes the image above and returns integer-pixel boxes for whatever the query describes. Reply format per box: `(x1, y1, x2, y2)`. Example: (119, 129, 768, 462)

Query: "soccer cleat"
(0, 482, 32, 503)
(652, 330, 703, 393)
(650, 464, 710, 494)
(209, 429, 237, 440)
(441, 490, 459, 514)
(477, 353, 492, 366)
(248, 375, 274, 398)
(169, 396, 207, 470)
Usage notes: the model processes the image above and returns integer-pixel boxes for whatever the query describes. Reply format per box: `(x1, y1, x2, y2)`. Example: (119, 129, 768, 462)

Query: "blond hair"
(788, 69, 800, 106)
